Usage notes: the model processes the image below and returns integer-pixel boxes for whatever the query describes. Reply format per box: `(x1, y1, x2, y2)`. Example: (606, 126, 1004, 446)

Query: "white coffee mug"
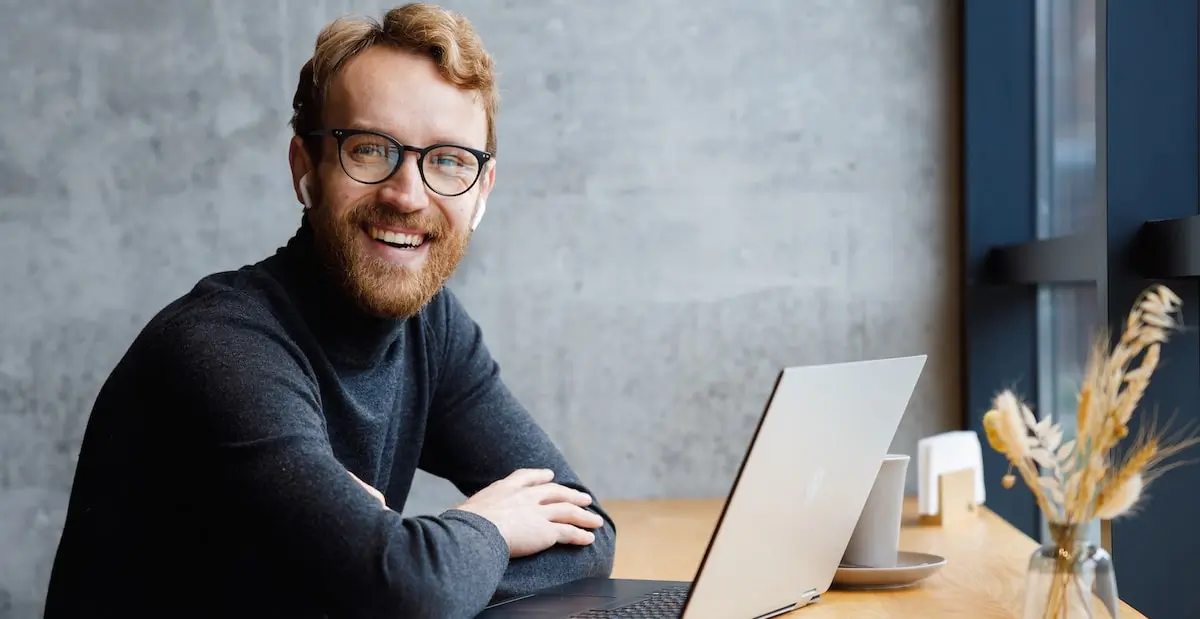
(842, 453, 910, 568)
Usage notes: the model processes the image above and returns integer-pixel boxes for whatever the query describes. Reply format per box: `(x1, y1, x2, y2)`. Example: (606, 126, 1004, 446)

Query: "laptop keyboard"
(568, 585, 691, 618)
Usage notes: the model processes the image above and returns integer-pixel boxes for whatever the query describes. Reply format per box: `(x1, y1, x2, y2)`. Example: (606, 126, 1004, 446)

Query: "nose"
(377, 152, 429, 213)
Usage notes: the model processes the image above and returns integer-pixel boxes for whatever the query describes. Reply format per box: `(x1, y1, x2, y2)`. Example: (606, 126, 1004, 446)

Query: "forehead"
(324, 45, 487, 149)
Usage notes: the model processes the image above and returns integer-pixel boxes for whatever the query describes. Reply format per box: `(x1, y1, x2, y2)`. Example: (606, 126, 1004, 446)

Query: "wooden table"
(604, 497, 1146, 618)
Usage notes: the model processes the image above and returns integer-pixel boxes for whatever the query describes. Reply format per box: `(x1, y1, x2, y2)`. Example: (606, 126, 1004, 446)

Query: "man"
(43, 4, 615, 618)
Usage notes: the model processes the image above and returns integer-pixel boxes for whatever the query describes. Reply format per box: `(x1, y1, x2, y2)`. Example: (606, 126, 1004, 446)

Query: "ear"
(288, 136, 316, 209)
(470, 159, 496, 231)
(477, 157, 497, 203)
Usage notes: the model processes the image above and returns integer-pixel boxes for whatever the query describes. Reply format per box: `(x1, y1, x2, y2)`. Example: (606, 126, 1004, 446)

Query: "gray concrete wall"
(0, 0, 960, 616)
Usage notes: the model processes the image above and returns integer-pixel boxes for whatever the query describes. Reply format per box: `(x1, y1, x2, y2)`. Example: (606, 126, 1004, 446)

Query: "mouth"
(366, 225, 429, 250)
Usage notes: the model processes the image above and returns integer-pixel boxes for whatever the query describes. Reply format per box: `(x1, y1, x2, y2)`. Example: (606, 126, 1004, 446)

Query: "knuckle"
(556, 507, 579, 523)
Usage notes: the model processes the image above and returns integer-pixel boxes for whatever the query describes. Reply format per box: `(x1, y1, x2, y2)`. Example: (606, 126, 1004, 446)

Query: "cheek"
(323, 183, 372, 219)
(435, 196, 474, 228)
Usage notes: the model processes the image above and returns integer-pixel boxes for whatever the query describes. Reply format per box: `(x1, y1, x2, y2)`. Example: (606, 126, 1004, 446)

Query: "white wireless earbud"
(470, 198, 487, 231)
(299, 173, 314, 210)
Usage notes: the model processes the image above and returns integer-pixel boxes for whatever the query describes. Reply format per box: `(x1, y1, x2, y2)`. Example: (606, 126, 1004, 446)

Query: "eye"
(342, 134, 395, 162)
(427, 146, 477, 172)
(431, 154, 464, 167)
(352, 144, 389, 158)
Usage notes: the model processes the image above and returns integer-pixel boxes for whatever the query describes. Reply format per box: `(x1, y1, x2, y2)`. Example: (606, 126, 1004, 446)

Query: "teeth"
(370, 227, 425, 247)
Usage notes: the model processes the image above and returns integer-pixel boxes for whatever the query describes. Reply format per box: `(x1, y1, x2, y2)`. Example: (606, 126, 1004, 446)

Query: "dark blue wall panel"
(961, 0, 1040, 540)
(1104, 1, 1200, 617)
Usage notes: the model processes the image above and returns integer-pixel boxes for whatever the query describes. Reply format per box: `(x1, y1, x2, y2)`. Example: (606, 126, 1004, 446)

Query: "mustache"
(349, 200, 451, 239)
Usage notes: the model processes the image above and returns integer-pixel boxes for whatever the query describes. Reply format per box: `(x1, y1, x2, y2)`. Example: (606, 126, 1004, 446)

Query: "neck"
(266, 217, 408, 368)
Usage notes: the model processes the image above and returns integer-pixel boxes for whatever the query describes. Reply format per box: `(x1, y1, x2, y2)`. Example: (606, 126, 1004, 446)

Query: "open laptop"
(477, 354, 927, 619)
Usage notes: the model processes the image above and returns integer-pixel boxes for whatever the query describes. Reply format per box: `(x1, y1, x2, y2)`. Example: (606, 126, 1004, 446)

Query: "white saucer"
(831, 551, 947, 590)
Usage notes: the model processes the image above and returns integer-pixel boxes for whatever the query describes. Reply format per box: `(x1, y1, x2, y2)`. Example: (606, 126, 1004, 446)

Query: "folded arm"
(156, 296, 510, 619)
(419, 290, 617, 600)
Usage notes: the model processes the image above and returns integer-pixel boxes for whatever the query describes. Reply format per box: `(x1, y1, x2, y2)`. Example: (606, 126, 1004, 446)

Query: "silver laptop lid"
(681, 355, 927, 619)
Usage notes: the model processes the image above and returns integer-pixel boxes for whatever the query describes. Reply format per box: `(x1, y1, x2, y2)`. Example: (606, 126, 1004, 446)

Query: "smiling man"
(43, 5, 615, 618)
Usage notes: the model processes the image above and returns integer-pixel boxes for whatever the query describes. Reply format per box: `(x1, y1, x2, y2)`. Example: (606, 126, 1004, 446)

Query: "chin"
(346, 261, 447, 319)
(351, 277, 428, 319)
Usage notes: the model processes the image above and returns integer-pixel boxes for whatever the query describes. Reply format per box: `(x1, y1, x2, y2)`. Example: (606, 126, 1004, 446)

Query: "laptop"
(477, 354, 927, 619)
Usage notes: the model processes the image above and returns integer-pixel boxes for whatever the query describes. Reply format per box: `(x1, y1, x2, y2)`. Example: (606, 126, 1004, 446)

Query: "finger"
(555, 523, 596, 546)
(505, 468, 556, 487)
(542, 503, 606, 529)
(530, 483, 592, 507)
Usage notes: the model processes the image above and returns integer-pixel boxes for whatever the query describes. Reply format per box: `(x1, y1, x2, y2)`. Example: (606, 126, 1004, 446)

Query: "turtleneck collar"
(263, 217, 408, 369)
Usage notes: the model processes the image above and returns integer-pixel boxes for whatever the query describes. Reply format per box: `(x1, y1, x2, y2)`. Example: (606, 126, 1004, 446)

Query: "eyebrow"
(342, 121, 481, 150)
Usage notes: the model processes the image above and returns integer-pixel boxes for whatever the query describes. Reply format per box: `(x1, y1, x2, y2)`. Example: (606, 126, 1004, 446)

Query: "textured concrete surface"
(0, 0, 960, 616)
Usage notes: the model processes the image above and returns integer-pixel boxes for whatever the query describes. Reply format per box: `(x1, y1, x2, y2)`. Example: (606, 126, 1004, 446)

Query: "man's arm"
(154, 295, 511, 619)
(418, 290, 617, 600)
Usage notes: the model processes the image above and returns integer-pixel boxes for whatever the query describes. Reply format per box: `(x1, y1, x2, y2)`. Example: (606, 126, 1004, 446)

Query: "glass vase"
(1022, 524, 1119, 619)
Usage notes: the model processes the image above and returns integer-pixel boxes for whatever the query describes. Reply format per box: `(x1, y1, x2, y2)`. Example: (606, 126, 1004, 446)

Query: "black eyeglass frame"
(307, 128, 493, 197)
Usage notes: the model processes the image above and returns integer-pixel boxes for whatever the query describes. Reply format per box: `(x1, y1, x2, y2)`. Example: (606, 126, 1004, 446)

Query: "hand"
(454, 468, 605, 558)
(348, 470, 387, 508)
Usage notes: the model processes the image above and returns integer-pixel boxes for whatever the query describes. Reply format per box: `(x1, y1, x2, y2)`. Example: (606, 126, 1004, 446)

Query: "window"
(1035, 0, 1101, 546)
(962, 1, 1200, 617)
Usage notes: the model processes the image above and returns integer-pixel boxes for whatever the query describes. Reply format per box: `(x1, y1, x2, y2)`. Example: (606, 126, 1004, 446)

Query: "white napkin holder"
(917, 430, 986, 525)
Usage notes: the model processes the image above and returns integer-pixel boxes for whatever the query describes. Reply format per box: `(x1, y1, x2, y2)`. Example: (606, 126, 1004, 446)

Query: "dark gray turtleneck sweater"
(44, 223, 616, 619)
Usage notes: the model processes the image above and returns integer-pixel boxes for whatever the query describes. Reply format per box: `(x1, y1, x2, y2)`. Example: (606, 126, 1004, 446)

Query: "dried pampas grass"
(979, 285, 1195, 619)
(980, 285, 1199, 619)
(982, 284, 1197, 526)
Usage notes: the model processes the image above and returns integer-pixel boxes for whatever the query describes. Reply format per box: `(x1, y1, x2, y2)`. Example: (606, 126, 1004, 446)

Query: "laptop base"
(477, 578, 689, 617)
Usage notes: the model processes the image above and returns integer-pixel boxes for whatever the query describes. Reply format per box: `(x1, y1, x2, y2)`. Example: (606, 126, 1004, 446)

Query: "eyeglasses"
(308, 128, 493, 197)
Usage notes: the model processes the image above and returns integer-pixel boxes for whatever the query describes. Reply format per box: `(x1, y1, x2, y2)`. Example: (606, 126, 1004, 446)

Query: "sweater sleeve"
(419, 289, 617, 601)
(154, 294, 510, 619)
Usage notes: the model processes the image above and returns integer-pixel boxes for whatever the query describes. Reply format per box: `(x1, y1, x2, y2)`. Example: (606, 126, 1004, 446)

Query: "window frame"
(961, 1, 1200, 616)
